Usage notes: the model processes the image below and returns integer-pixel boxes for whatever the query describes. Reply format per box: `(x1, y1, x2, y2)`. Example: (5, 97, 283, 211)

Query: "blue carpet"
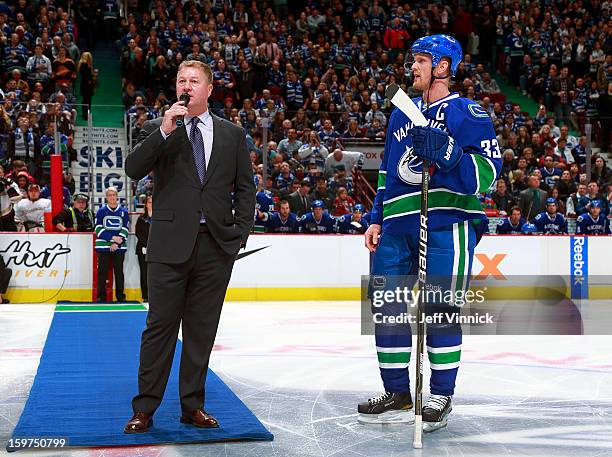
(8, 311, 273, 451)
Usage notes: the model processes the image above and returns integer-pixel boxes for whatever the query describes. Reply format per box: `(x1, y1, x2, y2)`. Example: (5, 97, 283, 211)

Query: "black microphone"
(176, 93, 190, 127)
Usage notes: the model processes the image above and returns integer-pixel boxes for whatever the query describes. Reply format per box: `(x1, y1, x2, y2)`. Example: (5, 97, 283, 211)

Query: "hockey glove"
(407, 126, 463, 171)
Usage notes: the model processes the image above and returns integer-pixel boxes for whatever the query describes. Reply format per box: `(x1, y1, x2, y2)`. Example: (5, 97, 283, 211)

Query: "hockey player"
(254, 174, 275, 233)
(359, 35, 502, 431)
(299, 199, 337, 234)
(533, 198, 567, 234)
(576, 200, 610, 235)
(337, 203, 369, 234)
(258, 200, 299, 233)
(495, 206, 526, 234)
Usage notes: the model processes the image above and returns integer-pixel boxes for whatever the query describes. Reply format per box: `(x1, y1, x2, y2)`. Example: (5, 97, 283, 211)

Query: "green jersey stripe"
(383, 190, 482, 219)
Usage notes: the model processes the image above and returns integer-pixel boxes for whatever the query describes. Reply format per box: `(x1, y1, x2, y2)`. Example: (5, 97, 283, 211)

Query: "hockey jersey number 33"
(371, 93, 502, 234)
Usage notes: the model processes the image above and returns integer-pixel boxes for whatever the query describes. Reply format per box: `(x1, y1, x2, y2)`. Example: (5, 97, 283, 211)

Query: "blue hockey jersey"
(371, 93, 502, 235)
(495, 217, 526, 234)
(95, 204, 129, 251)
(298, 212, 337, 234)
(540, 166, 562, 188)
(254, 190, 276, 232)
(533, 211, 567, 234)
(265, 211, 299, 233)
(337, 214, 369, 234)
(576, 214, 610, 235)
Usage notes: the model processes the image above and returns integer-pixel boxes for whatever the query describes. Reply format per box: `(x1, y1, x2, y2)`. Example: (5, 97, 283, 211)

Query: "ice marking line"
(259, 420, 323, 443)
(478, 352, 585, 365)
(309, 413, 359, 424)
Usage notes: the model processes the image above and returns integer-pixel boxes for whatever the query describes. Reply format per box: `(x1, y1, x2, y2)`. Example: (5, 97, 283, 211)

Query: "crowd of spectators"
(119, 0, 612, 235)
(0, 0, 105, 224)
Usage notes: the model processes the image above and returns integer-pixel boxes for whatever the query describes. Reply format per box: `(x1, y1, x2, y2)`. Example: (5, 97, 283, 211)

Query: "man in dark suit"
(124, 60, 255, 433)
(287, 179, 312, 217)
(518, 174, 548, 222)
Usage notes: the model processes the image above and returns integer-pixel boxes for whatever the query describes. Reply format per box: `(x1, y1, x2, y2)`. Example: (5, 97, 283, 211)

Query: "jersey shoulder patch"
(466, 102, 490, 119)
(535, 213, 543, 221)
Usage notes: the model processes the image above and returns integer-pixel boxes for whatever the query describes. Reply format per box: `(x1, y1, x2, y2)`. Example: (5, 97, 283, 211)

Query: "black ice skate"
(358, 391, 414, 424)
(422, 394, 452, 432)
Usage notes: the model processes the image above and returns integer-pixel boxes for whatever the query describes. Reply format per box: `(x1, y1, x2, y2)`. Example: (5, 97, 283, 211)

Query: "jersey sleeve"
(439, 101, 502, 195)
(495, 219, 505, 234)
(120, 209, 130, 240)
(370, 109, 395, 225)
(560, 214, 568, 233)
(575, 215, 584, 234)
(533, 213, 545, 232)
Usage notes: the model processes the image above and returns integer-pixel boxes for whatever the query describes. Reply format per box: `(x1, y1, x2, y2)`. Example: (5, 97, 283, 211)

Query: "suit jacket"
(518, 187, 547, 221)
(287, 190, 312, 217)
(125, 115, 255, 263)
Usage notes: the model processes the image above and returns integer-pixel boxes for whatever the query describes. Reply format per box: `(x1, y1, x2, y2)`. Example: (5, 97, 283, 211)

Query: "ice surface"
(1, 301, 611, 457)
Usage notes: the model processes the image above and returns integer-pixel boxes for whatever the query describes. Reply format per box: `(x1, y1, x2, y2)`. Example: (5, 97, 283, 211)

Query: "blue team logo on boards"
(397, 145, 423, 185)
(570, 236, 588, 299)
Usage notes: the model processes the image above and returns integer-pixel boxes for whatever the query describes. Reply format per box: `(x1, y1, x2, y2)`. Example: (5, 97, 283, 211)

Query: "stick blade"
(385, 83, 400, 100)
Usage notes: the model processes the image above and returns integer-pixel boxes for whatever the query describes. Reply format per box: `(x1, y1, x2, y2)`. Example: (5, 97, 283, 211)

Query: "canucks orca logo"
(397, 145, 422, 185)
(103, 215, 124, 230)
(468, 103, 490, 118)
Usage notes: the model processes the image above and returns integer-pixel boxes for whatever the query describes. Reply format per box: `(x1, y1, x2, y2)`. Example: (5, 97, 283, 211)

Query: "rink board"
(1, 233, 611, 302)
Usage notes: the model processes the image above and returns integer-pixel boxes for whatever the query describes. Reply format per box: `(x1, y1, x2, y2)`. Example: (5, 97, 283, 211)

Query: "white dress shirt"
(159, 110, 214, 169)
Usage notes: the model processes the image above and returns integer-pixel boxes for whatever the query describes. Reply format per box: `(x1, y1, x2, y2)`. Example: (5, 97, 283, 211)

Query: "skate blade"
(423, 416, 448, 433)
(358, 409, 415, 424)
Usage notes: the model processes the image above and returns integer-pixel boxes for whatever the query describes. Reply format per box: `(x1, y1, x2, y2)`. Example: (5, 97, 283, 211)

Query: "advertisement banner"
(72, 126, 129, 211)
(0, 233, 94, 302)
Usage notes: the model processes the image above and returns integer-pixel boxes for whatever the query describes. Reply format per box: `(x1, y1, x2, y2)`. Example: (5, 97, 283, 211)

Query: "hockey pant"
(370, 221, 476, 396)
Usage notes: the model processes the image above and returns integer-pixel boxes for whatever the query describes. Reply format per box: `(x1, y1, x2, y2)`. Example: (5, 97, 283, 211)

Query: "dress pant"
(132, 229, 236, 415)
(96, 251, 126, 302)
(137, 253, 148, 301)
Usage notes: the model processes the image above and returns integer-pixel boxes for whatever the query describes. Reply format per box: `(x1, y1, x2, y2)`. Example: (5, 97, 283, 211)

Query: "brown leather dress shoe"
(180, 409, 219, 428)
(124, 412, 153, 433)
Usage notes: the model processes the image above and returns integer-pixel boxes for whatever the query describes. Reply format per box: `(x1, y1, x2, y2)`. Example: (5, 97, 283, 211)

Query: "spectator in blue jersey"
(318, 119, 340, 149)
(540, 156, 563, 189)
(274, 162, 295, 194)
(576, 200, 610, 235)
(258, 199, 299, 234)
(533, 198, 568, 234)
(337, 203, 369, 235)
(496, 206, 526, 235)
(95, 187, 129, 302)
(298, 199, 337, 234)
(297, 131, 328, 171)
